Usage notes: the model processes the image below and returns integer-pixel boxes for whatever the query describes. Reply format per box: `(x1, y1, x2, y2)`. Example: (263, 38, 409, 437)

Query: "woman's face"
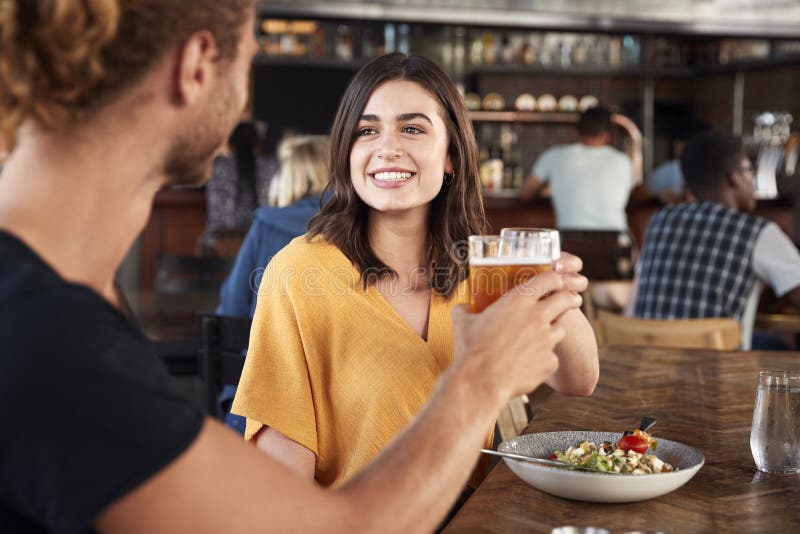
(349, 79, 452, 216)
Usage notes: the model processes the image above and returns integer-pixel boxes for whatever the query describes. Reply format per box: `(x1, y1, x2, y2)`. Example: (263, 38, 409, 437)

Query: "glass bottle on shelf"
(362, 27, 377, 59)
(398, 24, 410, 55)
(470, 33, 483, 66)
(539, 34, 556, 67)
(441, 26, 454, 74)
(482, 32, 498, 65)
(384, 23, 396, 54)
(500, 36, 515, 64)
(486, 146, 504, 191)
(572, 35, 589, 65)
(594, 34, 610, 66)
(558, 34, 573, 68)
(453, 26, 466, 86)
(521, 34, 536, 65)
(335, 25, 353, 61)
(622, 35, 641, 66)
(309, 25, 326, 59)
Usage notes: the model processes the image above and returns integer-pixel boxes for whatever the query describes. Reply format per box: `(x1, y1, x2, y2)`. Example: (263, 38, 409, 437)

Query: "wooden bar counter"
(445, 346, 800, 533)
(483, 195, 795, 248)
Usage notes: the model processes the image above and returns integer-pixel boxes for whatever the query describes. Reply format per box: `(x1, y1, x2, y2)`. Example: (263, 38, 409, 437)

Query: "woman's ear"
(445, 153, 454, 175)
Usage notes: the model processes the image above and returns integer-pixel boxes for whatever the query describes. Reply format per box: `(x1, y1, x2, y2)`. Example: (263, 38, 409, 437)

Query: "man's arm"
(752, 223, 800, 310)
(624, 274, 640, 317)
(96, 271, 581, 534)
(520, 174, 545, 202)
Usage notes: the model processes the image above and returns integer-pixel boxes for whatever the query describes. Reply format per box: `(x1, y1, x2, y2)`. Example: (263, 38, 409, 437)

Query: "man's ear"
(173, 30, 219, 106)
(724, 169, 738, 188)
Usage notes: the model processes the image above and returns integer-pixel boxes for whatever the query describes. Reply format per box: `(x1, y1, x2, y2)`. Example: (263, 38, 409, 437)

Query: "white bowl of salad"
(498, 430, 704, 503)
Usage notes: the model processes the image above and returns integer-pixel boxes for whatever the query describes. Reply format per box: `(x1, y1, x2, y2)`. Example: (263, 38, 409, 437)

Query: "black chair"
(559, 229, 636, 280)
(198, 313, 252, 419)
(155, 255, 234, 293)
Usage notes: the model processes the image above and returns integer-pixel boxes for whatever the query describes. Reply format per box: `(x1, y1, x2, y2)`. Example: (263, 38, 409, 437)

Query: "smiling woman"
(232, 52, 599, 491)
(231, 53, 494, 487)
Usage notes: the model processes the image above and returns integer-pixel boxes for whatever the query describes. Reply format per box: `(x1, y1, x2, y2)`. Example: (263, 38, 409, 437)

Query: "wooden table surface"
(445, 346, 800, 534)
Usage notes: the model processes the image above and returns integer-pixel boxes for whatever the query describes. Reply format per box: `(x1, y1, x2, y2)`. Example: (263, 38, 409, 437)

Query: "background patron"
(627, 132, 800, 349)
(520, 106, 633, 231)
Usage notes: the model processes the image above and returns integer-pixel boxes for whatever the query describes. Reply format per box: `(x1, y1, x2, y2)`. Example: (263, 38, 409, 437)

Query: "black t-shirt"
(0, 232, 204, 533)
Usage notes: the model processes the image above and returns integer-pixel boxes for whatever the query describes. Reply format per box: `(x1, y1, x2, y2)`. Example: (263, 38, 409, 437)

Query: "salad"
(551, 430, 675, 475)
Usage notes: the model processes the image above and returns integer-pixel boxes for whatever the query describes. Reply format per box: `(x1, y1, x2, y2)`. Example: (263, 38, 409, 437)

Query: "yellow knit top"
(231, 236, 491, 487)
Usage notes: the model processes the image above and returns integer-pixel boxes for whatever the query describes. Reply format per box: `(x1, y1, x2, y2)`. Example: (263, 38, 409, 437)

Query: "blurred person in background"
(627, 132, 800, 350)
(216, 134, 330, 433)
(218, 134, 330, 319)
(0, 2, 589, 532)
(520, 106, 633, 231)
(232, 53, 598, 492)
(642, 119, 711, 204)
(202, 118, 277, 253)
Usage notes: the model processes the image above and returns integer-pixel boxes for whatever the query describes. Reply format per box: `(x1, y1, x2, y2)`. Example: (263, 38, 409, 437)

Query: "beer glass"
(468, 228, 561, 313)
(750, 370, 800, 474)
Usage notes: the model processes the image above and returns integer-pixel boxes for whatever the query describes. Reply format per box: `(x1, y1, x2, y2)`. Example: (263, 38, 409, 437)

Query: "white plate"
(499, 431, 704, 503)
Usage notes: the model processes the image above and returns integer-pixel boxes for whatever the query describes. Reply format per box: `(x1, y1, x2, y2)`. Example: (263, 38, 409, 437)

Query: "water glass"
(750, 370, 800, 474)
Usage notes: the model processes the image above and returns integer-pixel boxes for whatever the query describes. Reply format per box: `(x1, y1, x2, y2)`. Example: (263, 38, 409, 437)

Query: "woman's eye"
(357, 127, 377, 137)
(402, 125, 423, 134)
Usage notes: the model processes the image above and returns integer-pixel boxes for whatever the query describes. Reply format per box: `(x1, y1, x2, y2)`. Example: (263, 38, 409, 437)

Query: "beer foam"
(469, 256, 554, 266)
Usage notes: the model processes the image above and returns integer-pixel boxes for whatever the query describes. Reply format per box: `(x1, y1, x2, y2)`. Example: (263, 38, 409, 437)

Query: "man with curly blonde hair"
(0, 1, 589, 532)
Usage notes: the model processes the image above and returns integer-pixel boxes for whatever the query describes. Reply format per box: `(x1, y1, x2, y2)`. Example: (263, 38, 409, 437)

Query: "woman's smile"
(369, 167, 417, 188)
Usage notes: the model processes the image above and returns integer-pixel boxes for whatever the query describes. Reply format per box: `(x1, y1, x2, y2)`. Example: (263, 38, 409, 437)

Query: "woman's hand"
(450, 271, 584, 402)
(554, 252, 588, 294)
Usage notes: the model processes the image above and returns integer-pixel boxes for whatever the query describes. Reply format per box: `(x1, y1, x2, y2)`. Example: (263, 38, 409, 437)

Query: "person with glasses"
(626, 132, 800, 349)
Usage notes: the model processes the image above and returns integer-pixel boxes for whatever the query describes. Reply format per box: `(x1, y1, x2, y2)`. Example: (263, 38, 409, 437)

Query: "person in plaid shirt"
(627, 132, 800, 349)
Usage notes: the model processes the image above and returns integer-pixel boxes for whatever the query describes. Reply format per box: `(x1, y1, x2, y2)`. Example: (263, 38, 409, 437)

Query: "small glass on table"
(468, 228, 561, 313)
(750, 370, 800, 474)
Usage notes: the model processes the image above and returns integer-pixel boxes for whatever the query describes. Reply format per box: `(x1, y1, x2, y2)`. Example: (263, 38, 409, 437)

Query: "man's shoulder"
(0, 279, 147, 407)
(650, 202, 768, 235)
(543, 144, 572, 157)
(600, 145, 631, 165)
(2, 280, 133, 359)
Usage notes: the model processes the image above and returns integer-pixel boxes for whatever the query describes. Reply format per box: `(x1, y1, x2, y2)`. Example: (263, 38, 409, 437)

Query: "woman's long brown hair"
(307, 53, 486, 299)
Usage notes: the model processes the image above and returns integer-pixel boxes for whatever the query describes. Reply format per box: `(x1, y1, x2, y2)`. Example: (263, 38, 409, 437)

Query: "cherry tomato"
(618, 434, 650, 454)
(549, 453, 558, 460)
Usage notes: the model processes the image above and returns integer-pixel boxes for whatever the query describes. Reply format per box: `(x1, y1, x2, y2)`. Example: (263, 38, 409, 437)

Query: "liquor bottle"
(486, 146, 504, 191)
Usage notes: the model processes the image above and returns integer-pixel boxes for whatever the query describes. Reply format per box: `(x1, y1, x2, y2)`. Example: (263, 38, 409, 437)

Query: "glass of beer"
(468, 228, 561, 313)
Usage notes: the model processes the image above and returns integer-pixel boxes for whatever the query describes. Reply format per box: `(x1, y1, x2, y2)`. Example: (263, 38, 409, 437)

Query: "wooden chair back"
(594, 310, 741, 350)
(496, 395, 533, 442)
